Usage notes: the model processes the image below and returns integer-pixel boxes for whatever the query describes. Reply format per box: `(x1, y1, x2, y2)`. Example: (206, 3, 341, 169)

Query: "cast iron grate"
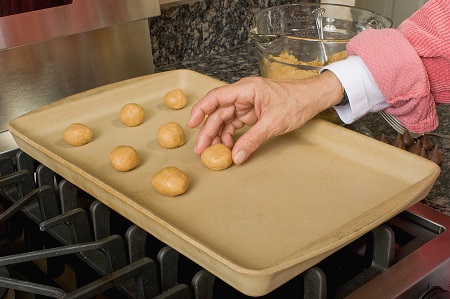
(0, 150, 440, 298)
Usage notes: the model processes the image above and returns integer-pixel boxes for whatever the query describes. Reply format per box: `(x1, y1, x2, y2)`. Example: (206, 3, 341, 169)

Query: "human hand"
(187, 71, 343, 165)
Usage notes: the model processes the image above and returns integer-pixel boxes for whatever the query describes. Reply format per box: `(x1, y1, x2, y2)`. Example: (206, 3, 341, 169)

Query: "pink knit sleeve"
(345, 0, 450, 133)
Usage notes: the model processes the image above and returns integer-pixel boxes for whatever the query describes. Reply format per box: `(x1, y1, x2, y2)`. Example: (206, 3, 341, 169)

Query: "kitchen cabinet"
(324, 0, 429, 27)
(354, 0, 429, 27)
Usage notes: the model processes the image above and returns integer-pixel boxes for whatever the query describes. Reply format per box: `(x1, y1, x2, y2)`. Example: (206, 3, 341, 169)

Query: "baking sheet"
(8, 69, 440, 296)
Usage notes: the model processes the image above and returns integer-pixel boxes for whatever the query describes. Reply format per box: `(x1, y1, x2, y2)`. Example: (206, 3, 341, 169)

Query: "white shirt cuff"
(320, 55, 389, 124)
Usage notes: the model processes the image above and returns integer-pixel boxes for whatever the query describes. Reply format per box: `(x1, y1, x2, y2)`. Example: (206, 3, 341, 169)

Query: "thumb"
(231, 122, 271, 165)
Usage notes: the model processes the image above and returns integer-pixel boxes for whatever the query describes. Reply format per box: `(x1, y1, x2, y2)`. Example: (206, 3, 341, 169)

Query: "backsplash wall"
(149, 0, 319, 68)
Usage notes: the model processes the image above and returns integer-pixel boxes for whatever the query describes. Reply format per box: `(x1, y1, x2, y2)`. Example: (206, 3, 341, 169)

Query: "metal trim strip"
(0, 0, 160, 49)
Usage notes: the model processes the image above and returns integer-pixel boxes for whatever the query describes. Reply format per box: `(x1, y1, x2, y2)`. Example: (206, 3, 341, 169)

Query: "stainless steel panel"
(0, 0, 160, 49)
(0, 131, 16, 154)
(345, 204, 450, 299)
(0, 19, 155, 134)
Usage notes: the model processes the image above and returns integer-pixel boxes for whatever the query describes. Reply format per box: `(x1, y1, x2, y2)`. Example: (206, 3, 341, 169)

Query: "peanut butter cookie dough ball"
(164, 89, 187, 110)
(109, 145, 141, 172)
(63, 123, 93, 147)
(157, 122, 185, 149)
(201, 143, 233, 171)
(152, 166, 189, 197)
(120, 103, 145, 127)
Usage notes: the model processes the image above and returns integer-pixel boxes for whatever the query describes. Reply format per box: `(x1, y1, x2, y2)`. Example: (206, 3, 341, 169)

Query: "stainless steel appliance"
(0, 0, 160, 153)
(0, 150, 448, 298)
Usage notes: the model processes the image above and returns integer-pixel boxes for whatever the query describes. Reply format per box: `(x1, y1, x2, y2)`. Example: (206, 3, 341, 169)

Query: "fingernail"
(234, 150, 248, 165)
(194, 144, 200, 154)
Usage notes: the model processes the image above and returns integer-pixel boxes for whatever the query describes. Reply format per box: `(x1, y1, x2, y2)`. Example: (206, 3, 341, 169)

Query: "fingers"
(192, 104, 237, 154)
(187, 73, 345, 165)
(193, 111, 243, 155)
(186, 108, 207, 130)
(187, 87, 234, 155)
(187, 78, 259, 129)
(231, 120, 271, 164)
(188, 80, 258, 155)
(186, 85, 230, 129)
(220, 119, 241, 148)
(187, 77, 277, 164)
(194, 116, 272, 165)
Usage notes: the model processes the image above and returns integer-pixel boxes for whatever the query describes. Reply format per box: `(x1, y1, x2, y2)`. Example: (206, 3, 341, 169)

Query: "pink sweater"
(346, 0, 450, 133)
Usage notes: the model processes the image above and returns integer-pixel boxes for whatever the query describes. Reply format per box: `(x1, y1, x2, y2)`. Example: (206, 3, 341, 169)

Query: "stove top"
(0, 150, 448, 298)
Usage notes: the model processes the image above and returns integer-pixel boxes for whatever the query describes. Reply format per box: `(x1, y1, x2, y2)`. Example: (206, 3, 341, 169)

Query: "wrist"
(336, 89, 349, 106)
(318, 70, 345, 108)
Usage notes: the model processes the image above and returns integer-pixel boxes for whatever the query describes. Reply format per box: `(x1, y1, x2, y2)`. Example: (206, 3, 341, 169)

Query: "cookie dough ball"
(109, 145, 141, 172)
(152, 166, 189, 197)
(201, 143, 233, 171)
(164, 89, 187, 110)
(120, 103, 145, 127)
(157, 122, 185, 149)
(63, 123, 93, 146)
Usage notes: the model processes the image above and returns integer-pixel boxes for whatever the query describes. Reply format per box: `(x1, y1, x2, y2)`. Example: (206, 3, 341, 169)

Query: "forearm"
(292, 70, 344, 113)
(398, 0, 450, 104)
(344, 0, 449, 133)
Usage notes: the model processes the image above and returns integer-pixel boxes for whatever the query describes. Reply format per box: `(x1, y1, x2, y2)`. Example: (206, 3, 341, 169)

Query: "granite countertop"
(155, 44, 450, 217)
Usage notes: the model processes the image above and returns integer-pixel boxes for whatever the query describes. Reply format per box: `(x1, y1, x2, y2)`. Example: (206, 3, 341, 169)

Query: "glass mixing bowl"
(250, 3, 392, 123)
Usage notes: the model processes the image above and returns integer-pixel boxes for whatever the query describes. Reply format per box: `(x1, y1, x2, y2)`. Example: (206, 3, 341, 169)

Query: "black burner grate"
(0, 150, 443, 299)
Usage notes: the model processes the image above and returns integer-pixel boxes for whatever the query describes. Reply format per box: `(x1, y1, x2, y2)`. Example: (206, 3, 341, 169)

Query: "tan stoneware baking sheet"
(8, 69, 441, 296)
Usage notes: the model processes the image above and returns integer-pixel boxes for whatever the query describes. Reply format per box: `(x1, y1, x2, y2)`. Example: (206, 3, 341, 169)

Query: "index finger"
(187, 87, 225, 129)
